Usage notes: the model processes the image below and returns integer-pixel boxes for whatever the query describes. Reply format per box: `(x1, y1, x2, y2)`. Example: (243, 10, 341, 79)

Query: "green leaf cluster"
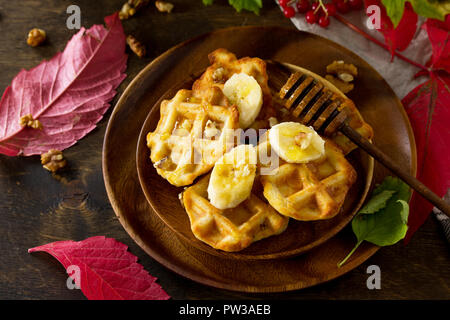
(382, 0, 450, 28)
(338, 176, 411, 267)
(202, 0, 263, 14)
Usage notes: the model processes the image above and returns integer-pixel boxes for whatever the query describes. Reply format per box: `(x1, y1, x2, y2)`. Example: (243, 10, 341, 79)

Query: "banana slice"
(222, 73, 263, 129)
(207, 144, 257, 209)
(268, 122, 325, 163)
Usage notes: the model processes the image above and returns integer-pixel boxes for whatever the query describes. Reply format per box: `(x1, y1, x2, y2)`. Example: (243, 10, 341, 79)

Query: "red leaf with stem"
(28, 236, 170, 300)
(365, 0, 418, 59)
(0, 13, 127, 156)
(402, 17, 450, 242)
(402, 71, 450, 242)
(423, 15, 450, 73)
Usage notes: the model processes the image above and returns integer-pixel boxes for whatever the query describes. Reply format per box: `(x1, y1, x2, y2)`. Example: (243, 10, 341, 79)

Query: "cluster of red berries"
(279, 0, 363, 27)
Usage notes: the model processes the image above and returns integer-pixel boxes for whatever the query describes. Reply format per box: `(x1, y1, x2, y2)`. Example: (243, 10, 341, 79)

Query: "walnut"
(155, 1, 174, 13)
(41, 150, 67, 172)
(126, 35, 146, 58)
(268, 117, 278, 127)
(19, 114, 43, 130)
(325, 75, 354, 94)
(326, 60, 358, 77)
(119, 3, 135, 20)
(212, 67, 226, 83)
(27, 28, 46, 47)
(204, 120, 220, 139)
(325, 60, 357, 94)
(119, 0, 150, 20)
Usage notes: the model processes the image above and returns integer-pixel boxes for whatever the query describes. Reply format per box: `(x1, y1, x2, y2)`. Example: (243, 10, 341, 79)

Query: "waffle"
(147, 88, 239, 187)
(192, 48, 276, 129)
(182, 174, 289, 252)
(260, 139, 357, 221)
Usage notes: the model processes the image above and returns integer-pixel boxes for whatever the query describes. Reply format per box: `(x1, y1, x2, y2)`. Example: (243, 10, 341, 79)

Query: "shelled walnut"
(155, 1, 174, 13)
(41, 150, 67, 172)
(119, 0, 150, 20)
(19, 114, 43, 130)
(325, 60, 358, 94)
(126, 35, 146, 58)
(27, 28, 46, 47)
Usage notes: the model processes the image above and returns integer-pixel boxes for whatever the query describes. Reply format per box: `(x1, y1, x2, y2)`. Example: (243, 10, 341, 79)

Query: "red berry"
(325, 3, 337, 16)
(336, 1, 350, 13)
(349, 0, 363, 10)
(311, 1, 319, 11)
(283, 6, 296, 18)
(278, 0, 289, 7)
(305, 10, 317, 24)
(296, 0, 310, 13)
(318, 15, 330, 27)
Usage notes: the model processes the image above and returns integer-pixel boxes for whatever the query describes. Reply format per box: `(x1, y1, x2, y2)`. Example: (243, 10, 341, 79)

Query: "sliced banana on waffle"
(268, 122, 325, 163)
(222, 73, 263, 129)
(207, 144, 257, 210)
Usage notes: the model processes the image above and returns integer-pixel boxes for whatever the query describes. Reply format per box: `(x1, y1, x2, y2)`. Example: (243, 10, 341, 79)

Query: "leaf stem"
(333, 14, 429, 72)
(337, 240, 363, 268)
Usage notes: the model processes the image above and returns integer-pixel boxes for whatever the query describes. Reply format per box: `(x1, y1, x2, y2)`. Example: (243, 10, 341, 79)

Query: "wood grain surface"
(0, 0, 449, 299)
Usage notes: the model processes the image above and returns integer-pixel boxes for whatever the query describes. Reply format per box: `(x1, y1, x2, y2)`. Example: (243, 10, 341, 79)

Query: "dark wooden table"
(0, 0, 448, 300)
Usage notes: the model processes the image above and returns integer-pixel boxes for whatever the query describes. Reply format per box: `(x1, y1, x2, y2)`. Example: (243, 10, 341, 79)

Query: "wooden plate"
(136, 64, 374, 260)
(103, 26, 416, 292)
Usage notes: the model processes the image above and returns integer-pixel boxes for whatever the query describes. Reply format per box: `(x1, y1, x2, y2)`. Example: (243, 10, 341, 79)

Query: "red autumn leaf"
(423, 15, 450, 72)
(365, 0, 418, 59)
(402, 16, 450, 242)
(28, 236, 170, 300)
(0, 13, 127, 156)
(403, 72, 450, 242)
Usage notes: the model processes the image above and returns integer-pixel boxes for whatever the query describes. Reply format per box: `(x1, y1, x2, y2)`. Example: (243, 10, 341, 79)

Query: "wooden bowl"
(136, 63, 374, 260)
(103, 26, 416, 292)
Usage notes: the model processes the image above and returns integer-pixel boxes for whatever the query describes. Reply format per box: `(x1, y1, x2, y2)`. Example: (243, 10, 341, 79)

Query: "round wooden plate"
(136, 63, 374, 260)
(103, 26, 416, 292)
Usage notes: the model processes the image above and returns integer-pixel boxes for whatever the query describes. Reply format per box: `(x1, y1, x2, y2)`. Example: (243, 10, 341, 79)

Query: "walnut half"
(126, 35, 146, 58)
(19, 114, 43, 130)
(325, 60, 358, 94)
(27, 28, 46, 47)
(155, 1, 174, 13)
(41, 150, 67, 172)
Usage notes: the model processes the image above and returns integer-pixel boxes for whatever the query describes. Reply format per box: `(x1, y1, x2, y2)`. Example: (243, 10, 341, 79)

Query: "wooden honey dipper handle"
(340, 122, 450, 218)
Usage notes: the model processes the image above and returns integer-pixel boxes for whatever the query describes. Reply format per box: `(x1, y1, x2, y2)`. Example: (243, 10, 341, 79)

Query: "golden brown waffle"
(182, 174, 289, 252)
(260, 139, 357, 221)
(147, 89, 239, 187)
(192, 48, 276, 129)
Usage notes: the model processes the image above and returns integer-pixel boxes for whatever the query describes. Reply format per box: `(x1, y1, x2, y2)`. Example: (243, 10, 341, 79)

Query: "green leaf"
(357, 197, 409, 246)
(382, 0, 406, 28)
(338, 177, 411, 267)
(228, 0, 263, 14)
(397, 200, 410, 225)
(382, 0, 450, 28)
(202, 0, 214, 5)
(358, 190, 396, 214)
(373, 176, 411, 201)
(409, 0, 450, 21)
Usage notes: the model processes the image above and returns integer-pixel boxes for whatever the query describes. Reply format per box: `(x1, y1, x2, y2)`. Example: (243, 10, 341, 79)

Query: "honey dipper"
(270, 65, 450, 217)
